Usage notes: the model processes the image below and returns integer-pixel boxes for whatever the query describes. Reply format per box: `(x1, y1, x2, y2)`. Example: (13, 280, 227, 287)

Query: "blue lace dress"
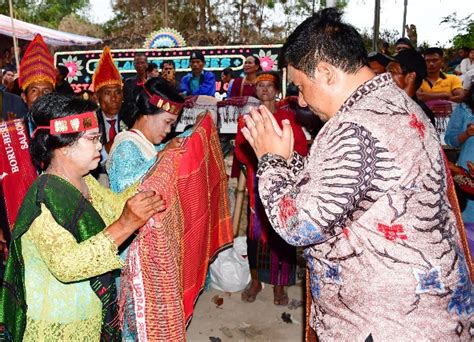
(445, 103, 474, 223)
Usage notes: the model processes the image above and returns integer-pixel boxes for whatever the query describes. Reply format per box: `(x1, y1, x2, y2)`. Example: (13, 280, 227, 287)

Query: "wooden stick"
(232, 171, 247, 237)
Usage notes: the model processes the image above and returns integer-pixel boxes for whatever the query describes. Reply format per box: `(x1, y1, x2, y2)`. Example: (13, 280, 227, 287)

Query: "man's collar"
(100, 110, 118, 121)
(191, 70, 205, 78)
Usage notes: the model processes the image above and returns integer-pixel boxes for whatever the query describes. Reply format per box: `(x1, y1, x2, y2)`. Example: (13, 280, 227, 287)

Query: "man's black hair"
(2, 65, 14, 76)
(279, 8, 368, 75)
(57, 65, 69, 79)
(134, 52, 148, 60)
(424, 47, 443, 58)
(160, 60, 175, 69)
(393, 49, 427, 90)
(222, 67, 233, 76)
(146, 62, 158, 73)
(395, 37, 414, 49)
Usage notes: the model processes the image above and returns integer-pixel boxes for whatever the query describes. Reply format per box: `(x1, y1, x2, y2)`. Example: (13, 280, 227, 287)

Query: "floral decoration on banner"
(143, 28, 187, 49)
(256, 49, 278, 71)
(59, 55, 84, 83)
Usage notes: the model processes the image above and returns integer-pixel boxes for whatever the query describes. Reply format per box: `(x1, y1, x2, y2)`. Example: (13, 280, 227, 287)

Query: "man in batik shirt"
(241, 8, 472, 341)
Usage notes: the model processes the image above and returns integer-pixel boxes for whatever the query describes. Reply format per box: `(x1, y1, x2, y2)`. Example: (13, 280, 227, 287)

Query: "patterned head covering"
(19, 34, 56, 91)
(92, 46, 123, 92)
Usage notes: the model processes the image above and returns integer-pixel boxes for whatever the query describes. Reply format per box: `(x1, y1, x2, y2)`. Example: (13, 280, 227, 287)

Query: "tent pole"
(8, 0, 20, 73)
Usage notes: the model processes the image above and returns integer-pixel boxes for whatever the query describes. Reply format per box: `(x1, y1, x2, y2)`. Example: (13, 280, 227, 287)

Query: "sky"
(89, 0, 473, 47)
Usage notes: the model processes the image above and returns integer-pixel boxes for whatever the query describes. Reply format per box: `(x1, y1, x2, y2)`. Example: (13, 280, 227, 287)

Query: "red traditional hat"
(92, 46, 122, 92)
(19, 33, 56, 91)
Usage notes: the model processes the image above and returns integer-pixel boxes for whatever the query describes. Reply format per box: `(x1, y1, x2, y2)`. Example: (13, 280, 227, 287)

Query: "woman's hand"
(165, 137, 184, 150)
(466, 123, 474, 137)
(106, 190, 166, 246)
(118, 190, 166, 231)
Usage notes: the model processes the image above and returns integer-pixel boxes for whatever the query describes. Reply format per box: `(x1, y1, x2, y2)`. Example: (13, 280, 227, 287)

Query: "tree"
(58, 14, 104, 38)
(102, 0, 348, 48)
(0, 0, 90, 29)
(440, 12, 474, 48)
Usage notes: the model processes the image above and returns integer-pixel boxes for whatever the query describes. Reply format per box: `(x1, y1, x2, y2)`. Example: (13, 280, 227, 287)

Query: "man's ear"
(405, 71, 416, 85)
(316, 62, 336, 85)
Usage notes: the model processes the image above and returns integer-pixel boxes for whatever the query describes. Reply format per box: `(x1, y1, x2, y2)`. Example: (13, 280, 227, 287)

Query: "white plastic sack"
(209, 236, 250, 292)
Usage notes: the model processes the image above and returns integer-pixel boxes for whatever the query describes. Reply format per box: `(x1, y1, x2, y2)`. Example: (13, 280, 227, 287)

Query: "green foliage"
(0, 0, 90, 29)
(440, 12, 474, 48)
(102, 0, 348, 47)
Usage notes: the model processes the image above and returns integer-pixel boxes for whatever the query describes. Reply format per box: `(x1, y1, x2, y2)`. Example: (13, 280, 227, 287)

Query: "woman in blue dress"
(107, 77, 185, 193)
(106, 77, 185, 340)
(445, 86, 474, 253)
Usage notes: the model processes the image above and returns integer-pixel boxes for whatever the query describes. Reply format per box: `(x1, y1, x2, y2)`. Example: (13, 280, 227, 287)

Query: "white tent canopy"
(0, 14, 102, 46)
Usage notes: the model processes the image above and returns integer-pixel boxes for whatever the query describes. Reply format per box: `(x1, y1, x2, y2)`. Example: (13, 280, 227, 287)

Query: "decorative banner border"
(54, 45, 282, 99)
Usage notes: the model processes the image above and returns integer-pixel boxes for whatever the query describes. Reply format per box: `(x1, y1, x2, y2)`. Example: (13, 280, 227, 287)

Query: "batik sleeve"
(257, 122, 398, 246)
(27, 204, 123, 283)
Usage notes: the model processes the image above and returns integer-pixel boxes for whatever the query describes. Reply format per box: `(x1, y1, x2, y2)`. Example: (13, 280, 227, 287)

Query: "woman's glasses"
(81, 133, 102, 144)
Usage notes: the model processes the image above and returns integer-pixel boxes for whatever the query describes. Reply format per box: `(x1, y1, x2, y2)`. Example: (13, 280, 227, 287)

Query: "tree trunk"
(164, 0, 168, 27)
(402, 0, 408, 37)
(239, 0, 245, 40)
(372, 0, 381, 51)
(199, 0, 206, 34)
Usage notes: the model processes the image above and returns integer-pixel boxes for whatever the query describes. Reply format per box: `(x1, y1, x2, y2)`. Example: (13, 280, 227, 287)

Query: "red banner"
(0, 119, 37, 231)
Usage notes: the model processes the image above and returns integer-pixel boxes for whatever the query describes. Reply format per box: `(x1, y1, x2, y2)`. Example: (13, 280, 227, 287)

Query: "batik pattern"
(257, 73, 473, 341)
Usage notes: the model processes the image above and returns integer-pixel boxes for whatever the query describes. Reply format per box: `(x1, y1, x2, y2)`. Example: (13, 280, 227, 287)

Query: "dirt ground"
(187, 152, 306, 342)
(186, 281, 305, 341)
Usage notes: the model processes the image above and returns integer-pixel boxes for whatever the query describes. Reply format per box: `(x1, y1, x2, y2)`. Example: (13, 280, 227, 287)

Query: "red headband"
(149, 95, 183, 115)
(256, 73, 278, 85)
(31, 111, 99, 138)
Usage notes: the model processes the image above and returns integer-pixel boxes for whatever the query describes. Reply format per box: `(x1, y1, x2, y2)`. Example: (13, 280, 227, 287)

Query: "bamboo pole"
(8, 0, 20, 73)
(402, 0, 408, 38)
(232, 172, 247, 237)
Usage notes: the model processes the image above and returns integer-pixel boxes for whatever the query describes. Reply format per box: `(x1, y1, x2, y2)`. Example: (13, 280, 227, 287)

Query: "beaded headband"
(31, 111, 99, 138)
(256, 73, 278, 84)
(149, 94, 183, 115)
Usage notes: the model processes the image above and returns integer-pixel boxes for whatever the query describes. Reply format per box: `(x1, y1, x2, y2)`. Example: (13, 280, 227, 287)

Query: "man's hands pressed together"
(241, 105, 294, 160)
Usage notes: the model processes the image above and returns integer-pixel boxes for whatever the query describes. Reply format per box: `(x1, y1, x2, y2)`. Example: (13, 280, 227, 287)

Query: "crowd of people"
(0, 6, 472, 341)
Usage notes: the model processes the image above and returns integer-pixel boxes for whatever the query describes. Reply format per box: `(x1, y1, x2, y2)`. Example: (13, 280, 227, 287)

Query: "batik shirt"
(257, 73, 473, 341)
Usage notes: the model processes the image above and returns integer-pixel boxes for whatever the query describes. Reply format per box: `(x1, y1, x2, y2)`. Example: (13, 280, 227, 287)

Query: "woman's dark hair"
(467, 85, 474, 111)
(279, 8, 368, 75)
(146, 62, 158, 73)
(222, 67, 233, 77)
(29, 93, 98, 170)
(126, 76, 185, 126)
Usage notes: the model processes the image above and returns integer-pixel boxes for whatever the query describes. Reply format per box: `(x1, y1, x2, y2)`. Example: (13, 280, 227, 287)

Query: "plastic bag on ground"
(209, 236, 250, 292)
